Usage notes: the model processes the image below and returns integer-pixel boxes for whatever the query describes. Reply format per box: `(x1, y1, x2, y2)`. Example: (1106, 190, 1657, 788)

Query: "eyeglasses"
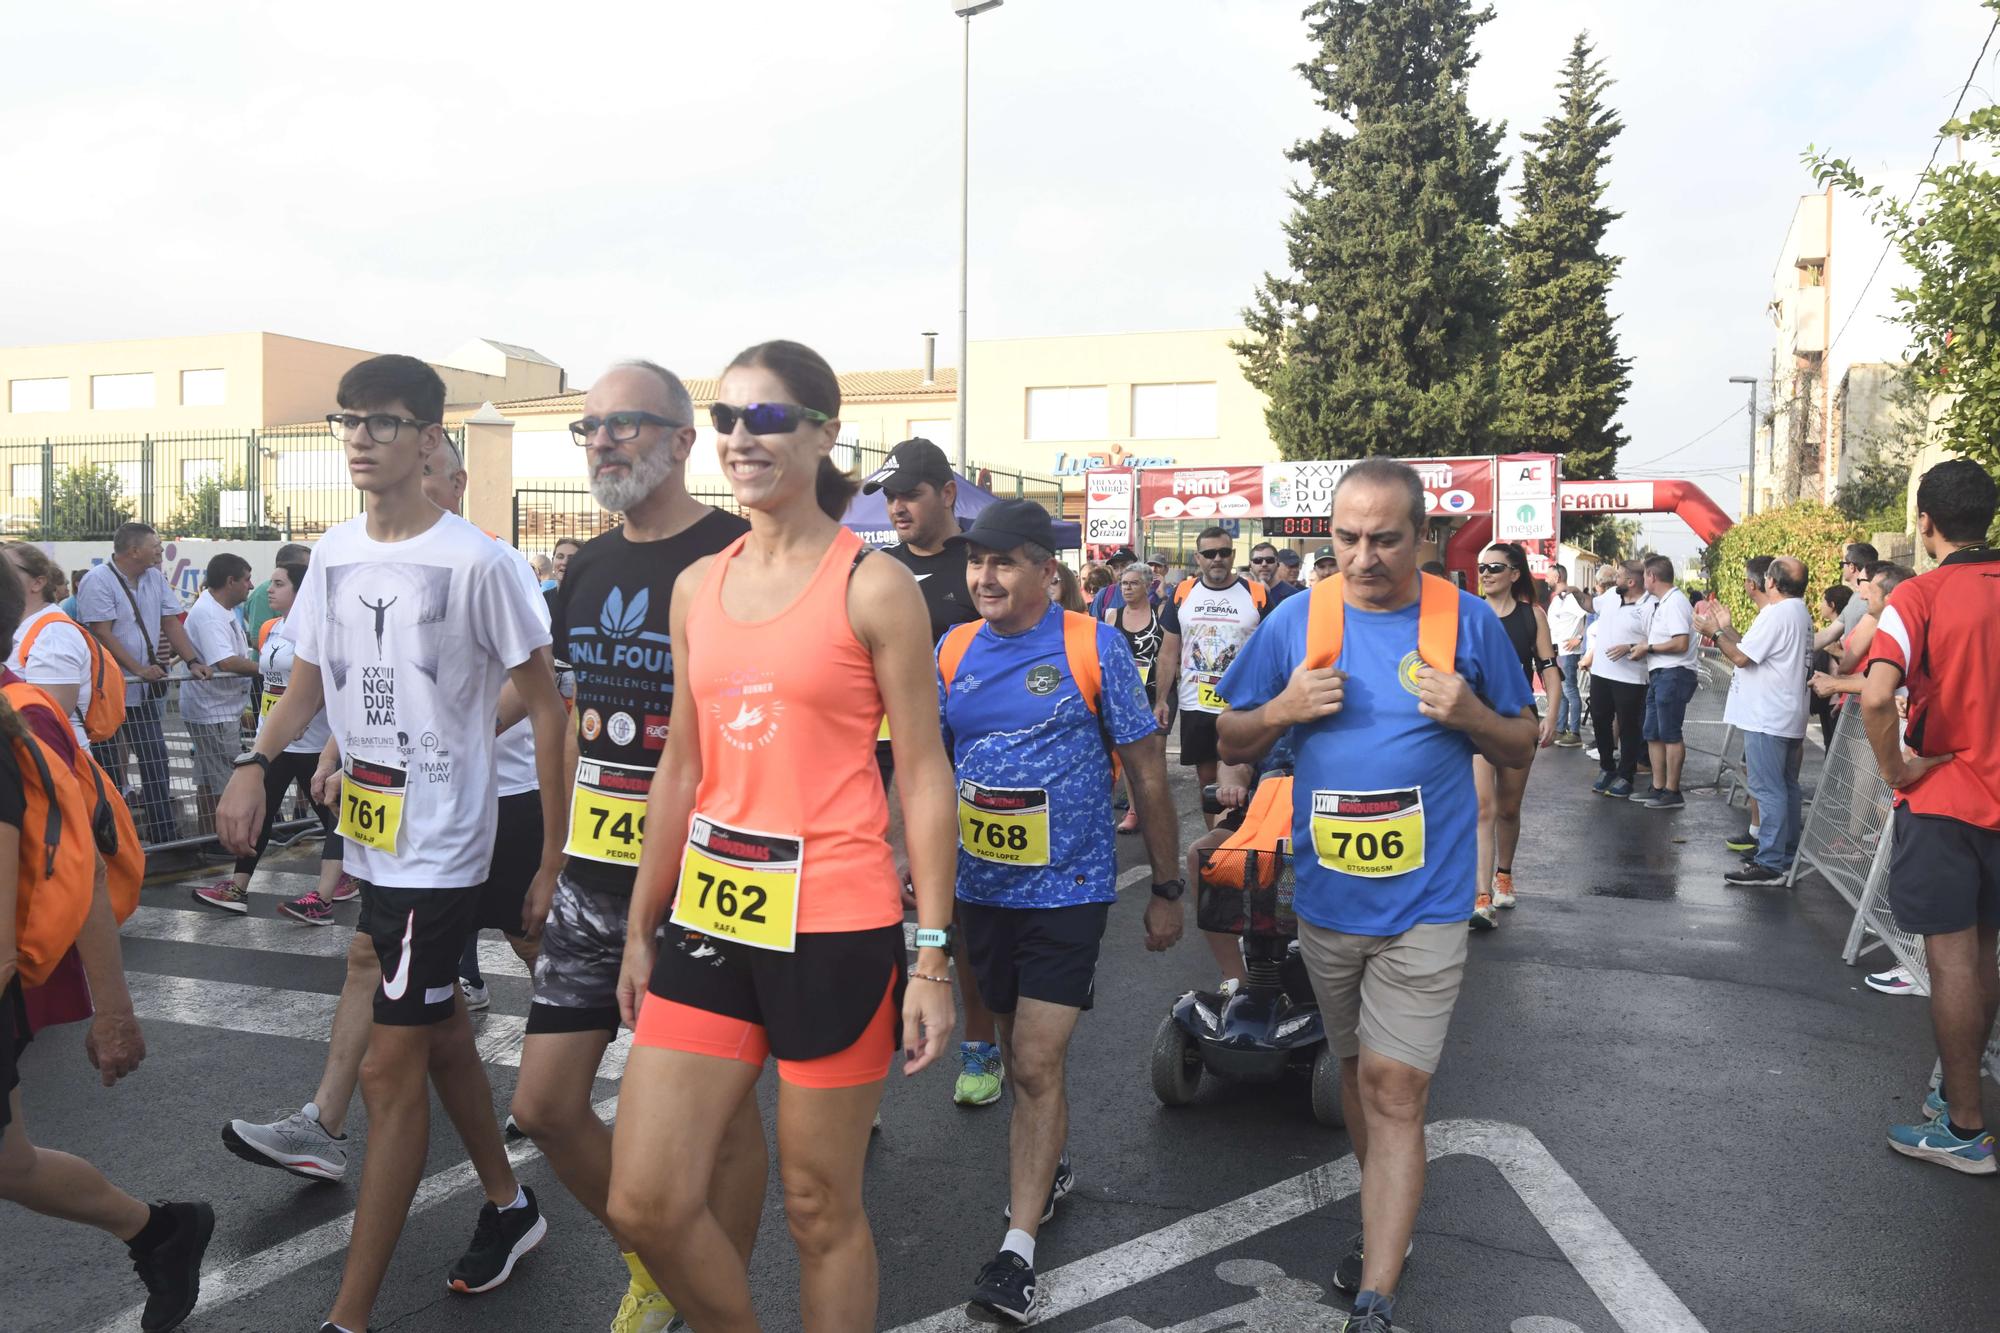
(327, 412, 431, 445)
(1198, 548, 1234, 561)
(1250, 555, 1277, 566)
(569, 411, 682, 445)
(708, 402, 831, 437)
(1476, 562, 1512, 575)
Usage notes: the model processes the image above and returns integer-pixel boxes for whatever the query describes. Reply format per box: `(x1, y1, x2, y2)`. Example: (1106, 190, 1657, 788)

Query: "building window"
(10, 463, 42, 497)
(906, 418, 955, 459)
(1131, 383, 1218, 439)
(8, 377, 69, 414)
(182, 458, 223, 489)
(91, 372, 156, 410)
(1025, 386, 1108, 442)
(181, 369, 226, 407)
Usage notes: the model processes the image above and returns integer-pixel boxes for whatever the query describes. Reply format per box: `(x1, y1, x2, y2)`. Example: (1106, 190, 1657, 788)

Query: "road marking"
(155, 867, 325, 897)
(120, 905, 533, 977)
(887, 1119, 1705, 1333)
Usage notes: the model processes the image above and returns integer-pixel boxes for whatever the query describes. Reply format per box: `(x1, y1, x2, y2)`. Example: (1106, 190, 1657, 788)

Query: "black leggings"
(1589, 676, 1648, 779)
(235, 749, 339, 876)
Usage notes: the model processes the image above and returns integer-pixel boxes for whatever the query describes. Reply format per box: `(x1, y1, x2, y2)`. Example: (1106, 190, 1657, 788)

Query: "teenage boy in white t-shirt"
(216, 355, 570, 1333)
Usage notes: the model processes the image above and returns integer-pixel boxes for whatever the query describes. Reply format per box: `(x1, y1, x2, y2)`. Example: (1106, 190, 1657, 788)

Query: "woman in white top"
(3, 541, 94, 749)
(190, 557, 352, 923)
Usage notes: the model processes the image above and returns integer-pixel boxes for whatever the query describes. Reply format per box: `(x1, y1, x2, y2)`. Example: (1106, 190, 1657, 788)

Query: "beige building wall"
(2, 332, 291, 436)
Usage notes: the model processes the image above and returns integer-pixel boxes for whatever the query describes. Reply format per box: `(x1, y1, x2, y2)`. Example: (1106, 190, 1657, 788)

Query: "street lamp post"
(954, 0, 1003, 473)
(1728, 376, 1758, 516)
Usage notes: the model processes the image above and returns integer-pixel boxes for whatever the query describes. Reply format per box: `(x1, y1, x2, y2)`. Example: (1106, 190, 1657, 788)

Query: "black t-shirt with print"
(551, 508, 750, 893)
(879, 535, 979, 644)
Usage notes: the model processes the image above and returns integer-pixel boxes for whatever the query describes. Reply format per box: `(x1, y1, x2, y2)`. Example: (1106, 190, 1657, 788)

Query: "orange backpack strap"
(15, 609, 83, 665)
(1174, 577, 1195, 606)
(1305, 576, 1345, 670)
(257, 617, 280, 651)
(1060, 612, 1102, 715)
(1216, 775, 1296, 854)
(936, 621, 983, 693)
(1247, 579, 1268, 611)
(1306, 574, 1458, 672)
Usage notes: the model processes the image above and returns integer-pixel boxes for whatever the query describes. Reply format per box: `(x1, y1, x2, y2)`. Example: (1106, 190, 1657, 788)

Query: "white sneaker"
(1865, 966, 1918, 996)
(462, 980, 491, 1011)
(222, 1102, 348, 1182)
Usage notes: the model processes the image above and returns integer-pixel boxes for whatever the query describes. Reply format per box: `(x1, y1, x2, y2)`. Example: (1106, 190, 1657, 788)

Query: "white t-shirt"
(290, 510, 552, 889)
(1589, 594, 1650, 686)
(1547, 589, 1588, 651)
(181, 590, 253, 724)
(1722, 597, 1813, 740)
(8, 604, 94, 748)
(1162, 578, 1267, 713)
(76, 561, 183, 705)
(493, 540, 547, 798)
(1641, 587, 1700, 672)
(257, 613, 332, 756)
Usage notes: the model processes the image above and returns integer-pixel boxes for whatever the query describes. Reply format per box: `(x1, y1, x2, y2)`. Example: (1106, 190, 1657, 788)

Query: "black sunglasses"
(709, 402, 831, 437)
(1476, 562, 1513, 575)
(1249, 555, 1277, 566)
(1198, 547, 1235, 560)
(569, 411, 682, 445)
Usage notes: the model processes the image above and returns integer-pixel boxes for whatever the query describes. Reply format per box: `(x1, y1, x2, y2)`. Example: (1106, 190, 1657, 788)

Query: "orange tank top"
(683, 526, 900, 933)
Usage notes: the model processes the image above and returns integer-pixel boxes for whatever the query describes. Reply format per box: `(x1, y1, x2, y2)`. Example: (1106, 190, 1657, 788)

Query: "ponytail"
(816, 456, 858, 522)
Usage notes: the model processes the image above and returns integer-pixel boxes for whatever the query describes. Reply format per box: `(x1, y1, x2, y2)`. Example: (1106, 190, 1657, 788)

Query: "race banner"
(1558, 479, 1656, 514)
(1139, 458, 1495, 521)
(1137, 465, 1265, 520)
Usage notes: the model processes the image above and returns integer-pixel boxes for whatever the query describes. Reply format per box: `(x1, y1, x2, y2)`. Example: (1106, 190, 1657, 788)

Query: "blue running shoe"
(1591, 773, 1614, 795)
(1888, 1115, 1997, 1175)
(1923, 1085, 1949, 1121)
(1605, 778, 1633, 799)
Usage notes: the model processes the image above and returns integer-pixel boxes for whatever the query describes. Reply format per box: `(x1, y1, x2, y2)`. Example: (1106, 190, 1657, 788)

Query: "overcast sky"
(3, 1, 1992, 559)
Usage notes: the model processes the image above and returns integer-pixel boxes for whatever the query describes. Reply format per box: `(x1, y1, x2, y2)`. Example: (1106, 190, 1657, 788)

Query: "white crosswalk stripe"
(122, 903, 534, 977)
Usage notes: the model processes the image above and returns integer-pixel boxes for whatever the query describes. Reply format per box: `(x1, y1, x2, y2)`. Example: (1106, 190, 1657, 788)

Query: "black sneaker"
(1646, 789, 1685, 810)
(1329, 1229, 1414, 1294)
(447, 1187, 548, 1294)
(1002, 1154, 1074, 1223)
(1724, 863, 1785, 886)
(1627, 784, 1661, 803)
(970, 1250, 1039, 1323)
(130, 1200, 214, 1332)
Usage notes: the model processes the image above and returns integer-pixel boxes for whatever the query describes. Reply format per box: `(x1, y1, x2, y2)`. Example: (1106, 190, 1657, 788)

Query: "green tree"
(33, 463, 134, 540)
(1235, 0, 1507, 460)
(165, 471, 278, 540)
(1497, 33, 1630, 485)
(1832, 365, 1929, 533)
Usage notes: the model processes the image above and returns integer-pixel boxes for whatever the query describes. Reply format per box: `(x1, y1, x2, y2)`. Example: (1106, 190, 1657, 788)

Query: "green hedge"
(1700, 500, 1862, 631)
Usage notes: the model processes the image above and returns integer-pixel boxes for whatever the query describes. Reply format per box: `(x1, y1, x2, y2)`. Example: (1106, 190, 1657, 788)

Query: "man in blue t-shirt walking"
(938, 500, 1186, 1324)
(1217, 460, 1536, 1333)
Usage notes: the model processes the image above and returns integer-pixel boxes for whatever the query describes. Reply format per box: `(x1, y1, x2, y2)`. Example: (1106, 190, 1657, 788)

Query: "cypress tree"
(1497, 33, 1631, 479)
(1236, 0, 1507, 460)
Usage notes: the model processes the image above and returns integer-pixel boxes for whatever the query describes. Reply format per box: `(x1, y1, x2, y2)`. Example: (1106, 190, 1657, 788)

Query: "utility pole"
(954, 1, 1004, 472)
(1728, 376, 1759, 516)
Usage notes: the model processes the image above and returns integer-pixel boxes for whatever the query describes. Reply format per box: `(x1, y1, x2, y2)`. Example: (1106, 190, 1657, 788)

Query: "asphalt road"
(6, 681, 1997, 1332)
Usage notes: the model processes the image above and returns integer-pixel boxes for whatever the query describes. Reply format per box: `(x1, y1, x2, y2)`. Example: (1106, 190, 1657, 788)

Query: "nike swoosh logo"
(381, 910, 415, 1001)
(914, 573, 932, 582)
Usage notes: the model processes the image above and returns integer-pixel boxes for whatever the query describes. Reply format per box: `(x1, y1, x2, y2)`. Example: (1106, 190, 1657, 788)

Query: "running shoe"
(504, 1114, 527, 1143)
(329, 873, 361, 903)
(130, 1200, 214, 1333)
(1336, 1309, 1394, 1333)
(1723, 833, 1756, 854)
(1866, 966, 1918, 996)
(192, 879, 247, 913)
(1591, 772, 1614, 795)
(610, 1280, 679, 1333)
(954, 1041, 1004, 1107)
(223, 1103, 349, 1182)
(1646, 790, 1685, 811)
(1469, 888, 1498, 931)
(280, 890, 336, 926)
(1628, 784, 1662, 804)
(1330, 1229, 1415, 1293)
(1724, 864, 1785, 886)
(969, 1251, 1039, 1324)
(447, 1187, 548, 1293)
(1604, 778, 1633, 799)
(1002, 1154, 1074, 1223)
(1888, 1115, 1997, 1175)
(1923, 1084, 1949, 1121)
(461, 980, 491, 1012)
(1584, 746, 1599, 760)
(1491, 870, 1516, 909)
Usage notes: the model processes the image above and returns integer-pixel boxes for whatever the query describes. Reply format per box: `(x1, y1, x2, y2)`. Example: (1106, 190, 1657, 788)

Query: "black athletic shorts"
(959, 899, 1112, 1014)
(474, 790, 544, 938)
(1179, 709, 1221, 767)
(1889, 806, 2000, 936)
(646, 924, 908, 1063)
(358, 882, 483, 1026)
(1, 977, 27, 1133)
(876, 740, 894, 794)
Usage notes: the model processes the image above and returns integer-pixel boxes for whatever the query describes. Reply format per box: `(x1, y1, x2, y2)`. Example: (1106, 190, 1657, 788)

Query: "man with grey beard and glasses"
(516, 360, 749, 1330)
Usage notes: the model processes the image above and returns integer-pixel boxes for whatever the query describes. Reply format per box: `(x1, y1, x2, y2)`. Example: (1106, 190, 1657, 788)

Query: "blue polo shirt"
(939, 603, 1158, 908)
(1218, 587, 1531, 935)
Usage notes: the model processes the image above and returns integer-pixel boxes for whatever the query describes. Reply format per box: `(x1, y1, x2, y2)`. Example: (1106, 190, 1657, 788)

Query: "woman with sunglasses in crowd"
(610, 340, 958, 1332)
(1471, 542, 1561, 930)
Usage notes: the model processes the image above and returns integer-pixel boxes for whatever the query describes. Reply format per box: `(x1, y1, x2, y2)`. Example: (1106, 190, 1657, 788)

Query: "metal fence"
(0, 425, 465, 542)
(1785, 703, 1893, 913)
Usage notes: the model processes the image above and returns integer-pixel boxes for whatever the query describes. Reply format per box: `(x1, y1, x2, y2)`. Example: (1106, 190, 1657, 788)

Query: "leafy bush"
(165, 470, 279, 540)
(1700, 500, 1861, 631)
(32, 463, 135, 540)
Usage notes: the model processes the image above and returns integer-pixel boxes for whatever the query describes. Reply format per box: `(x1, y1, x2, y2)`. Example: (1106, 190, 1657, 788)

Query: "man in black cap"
(860, 437, 1003, 1108)
(1088, 546, 1144, 619)
(1312, 546, 1337, 583)
(1276, 547, 1304, 591)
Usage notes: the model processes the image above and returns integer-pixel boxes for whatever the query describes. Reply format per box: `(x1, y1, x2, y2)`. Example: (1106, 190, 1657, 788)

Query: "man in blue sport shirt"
(1216, 459, 1536, 1333)
(939, 499, 1185, 1324)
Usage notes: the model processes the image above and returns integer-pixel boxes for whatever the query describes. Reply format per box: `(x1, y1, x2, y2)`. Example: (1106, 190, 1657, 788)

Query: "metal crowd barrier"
(1784, 704, 1891, 912)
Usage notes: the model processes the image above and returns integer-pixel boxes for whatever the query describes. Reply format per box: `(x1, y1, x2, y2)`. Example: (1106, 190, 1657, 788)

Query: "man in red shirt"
(1861, 458, 2000, 1175)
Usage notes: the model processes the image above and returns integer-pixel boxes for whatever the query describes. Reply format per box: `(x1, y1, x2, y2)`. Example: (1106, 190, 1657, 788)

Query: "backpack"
(937, 611, 1125, 785)
(1174, 576, 1269, 612)
(4, 681, 141, 924)
(2, 697, 100, 987)
(1305, 572, 1460, 672)
(13, 610, 125, 743)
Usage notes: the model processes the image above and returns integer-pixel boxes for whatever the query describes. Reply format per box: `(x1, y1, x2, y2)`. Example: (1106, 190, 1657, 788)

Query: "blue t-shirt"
(1218, 587, 1532, 935)
(940, 603, 1158, 908)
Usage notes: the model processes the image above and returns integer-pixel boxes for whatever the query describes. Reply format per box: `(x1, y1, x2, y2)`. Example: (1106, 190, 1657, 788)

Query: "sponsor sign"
(1139, 458, 1495, 522)
(1496, 454, 1559, 541)
(1084, 468, 1136, 546)
(1559, 480, 1656, 513)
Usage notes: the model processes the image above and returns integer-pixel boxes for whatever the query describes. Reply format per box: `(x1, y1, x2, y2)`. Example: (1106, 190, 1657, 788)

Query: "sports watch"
(1150, 878, 1186, 901)
(914, 925, 957, 951)
(231, 751, 271, 775)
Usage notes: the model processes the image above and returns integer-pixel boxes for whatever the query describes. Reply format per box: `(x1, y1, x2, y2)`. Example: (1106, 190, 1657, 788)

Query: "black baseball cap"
(1277, 548, 1302, 568)
(861, 438, 956, 495)
(962, 499, 1059, 555)
(1313, 546, 1336, 565)
(1106, 546, 1137, 565)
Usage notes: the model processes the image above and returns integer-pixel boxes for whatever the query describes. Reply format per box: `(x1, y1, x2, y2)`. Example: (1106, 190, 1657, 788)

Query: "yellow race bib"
(337, 758, 407, 855)
(957, 781, 1051, 867)
(1311, 787, 1424, 878)
(260, 685, 284, 718)
(563, 759, 653, 866)
(1195, 676, 1227, 712)
(671, 815, 803, 953)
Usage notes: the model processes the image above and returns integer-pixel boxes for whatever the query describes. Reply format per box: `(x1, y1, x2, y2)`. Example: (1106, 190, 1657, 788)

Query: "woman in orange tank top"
(609, 340, 959, 1333)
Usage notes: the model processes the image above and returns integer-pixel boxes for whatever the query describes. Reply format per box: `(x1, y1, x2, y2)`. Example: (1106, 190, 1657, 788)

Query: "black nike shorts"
(357, 882, 482, 1026)
(1179, 709, 1221, 767)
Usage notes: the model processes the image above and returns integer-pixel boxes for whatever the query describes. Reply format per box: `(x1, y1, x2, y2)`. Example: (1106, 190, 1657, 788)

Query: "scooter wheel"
(1309, 1044, 1346, 1128)
(1150, 1015, 1203, 1106)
